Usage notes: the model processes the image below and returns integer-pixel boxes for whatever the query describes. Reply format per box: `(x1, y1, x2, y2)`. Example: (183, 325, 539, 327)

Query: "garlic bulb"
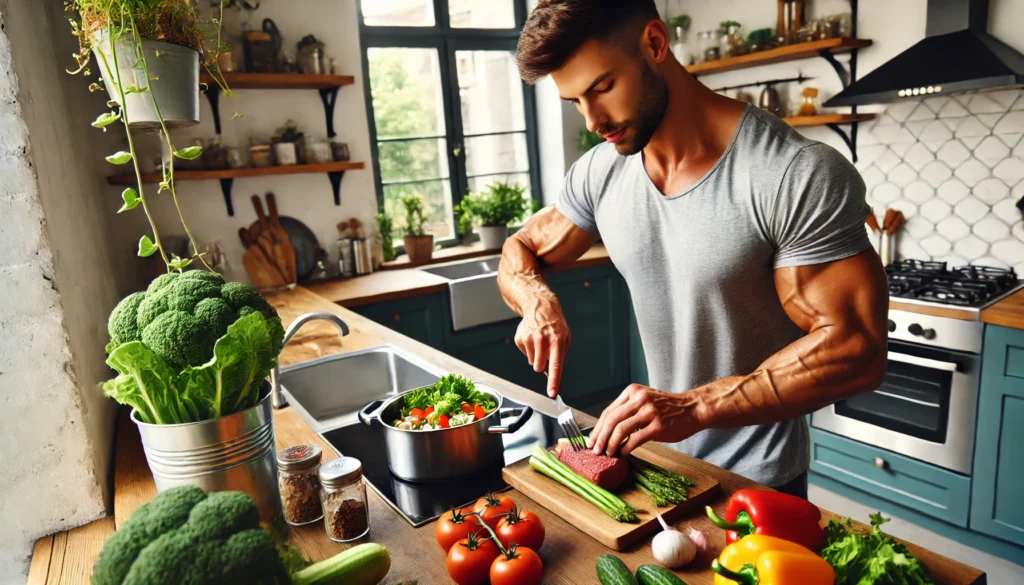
(651, 514, 697, 568)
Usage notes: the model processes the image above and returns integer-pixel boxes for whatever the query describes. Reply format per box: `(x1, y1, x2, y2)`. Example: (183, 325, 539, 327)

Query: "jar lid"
(277, 444, 323, 471)
(319, 457, 362, 487)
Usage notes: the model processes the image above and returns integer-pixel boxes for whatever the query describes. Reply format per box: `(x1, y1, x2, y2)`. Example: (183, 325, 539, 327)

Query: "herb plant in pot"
(402, 194, 434, 265)
(456, 182, 530, 250)
(70, 0, 232, 130)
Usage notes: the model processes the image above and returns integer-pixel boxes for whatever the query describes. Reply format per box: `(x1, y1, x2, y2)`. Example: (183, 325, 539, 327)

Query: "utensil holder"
(879, 232, 897, 266)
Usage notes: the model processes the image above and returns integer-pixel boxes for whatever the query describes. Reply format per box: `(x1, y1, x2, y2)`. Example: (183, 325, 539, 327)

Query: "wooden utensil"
(502, 446, 720, 551)
(888, 210, 906, 233)
(250, 195, 278, 261)
(239, 228, 286, 289)
(865, 209, 881, 232)
(882, 208, 898, 232)
(266, 193, 297, 282)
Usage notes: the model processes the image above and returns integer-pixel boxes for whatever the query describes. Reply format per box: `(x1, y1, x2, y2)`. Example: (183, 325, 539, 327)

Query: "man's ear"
(641, 19, 671, 65)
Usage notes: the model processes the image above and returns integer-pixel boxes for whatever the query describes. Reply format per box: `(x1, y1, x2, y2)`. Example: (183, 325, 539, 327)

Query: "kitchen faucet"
(271, 312, 350, 409)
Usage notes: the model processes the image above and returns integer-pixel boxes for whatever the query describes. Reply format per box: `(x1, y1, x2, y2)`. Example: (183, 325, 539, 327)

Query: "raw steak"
(556, 443, 628, 490)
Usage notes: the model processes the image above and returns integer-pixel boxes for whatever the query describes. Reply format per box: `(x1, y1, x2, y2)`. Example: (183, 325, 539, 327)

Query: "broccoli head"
(106, 271, 281, 369)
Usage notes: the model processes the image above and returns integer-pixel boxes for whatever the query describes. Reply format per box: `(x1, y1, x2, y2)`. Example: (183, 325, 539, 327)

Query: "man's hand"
(587, 384, 702, 456)
(515, 297, 572, 397)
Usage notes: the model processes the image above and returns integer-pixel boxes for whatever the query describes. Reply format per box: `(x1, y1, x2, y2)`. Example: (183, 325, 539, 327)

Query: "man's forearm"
(497, 234, 559, 318)
(690, 323, 887, 429)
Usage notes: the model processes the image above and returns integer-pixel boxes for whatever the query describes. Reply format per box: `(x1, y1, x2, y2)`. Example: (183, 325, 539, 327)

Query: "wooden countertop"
(29, 285, 986, 585)
(982, 288, 1024, 330)
(306, 243, 613, 307)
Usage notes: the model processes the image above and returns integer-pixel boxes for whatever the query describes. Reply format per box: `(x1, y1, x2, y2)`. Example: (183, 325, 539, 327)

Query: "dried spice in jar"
(320, 457, 369, 542)
(277, 444, 323, 526)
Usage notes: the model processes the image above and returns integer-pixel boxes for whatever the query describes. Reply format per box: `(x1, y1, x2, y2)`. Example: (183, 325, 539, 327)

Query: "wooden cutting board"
(503, 447, 720, 551)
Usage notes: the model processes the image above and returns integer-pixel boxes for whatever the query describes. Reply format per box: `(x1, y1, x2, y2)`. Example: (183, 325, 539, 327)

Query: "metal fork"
(556, 395, 587, 451)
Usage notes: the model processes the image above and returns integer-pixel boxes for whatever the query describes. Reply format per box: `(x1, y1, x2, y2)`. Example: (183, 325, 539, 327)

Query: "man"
(497, 0, 889, 498)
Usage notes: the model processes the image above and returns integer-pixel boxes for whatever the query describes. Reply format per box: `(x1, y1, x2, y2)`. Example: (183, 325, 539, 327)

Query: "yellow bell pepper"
(712, 534, 835, 585)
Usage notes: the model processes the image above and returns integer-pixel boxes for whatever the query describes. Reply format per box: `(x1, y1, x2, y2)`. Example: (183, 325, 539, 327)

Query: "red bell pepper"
(705, 489, 824, 551)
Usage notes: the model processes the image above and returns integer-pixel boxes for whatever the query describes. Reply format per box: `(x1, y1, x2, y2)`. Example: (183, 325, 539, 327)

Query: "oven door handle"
(888, 351, 959, 372)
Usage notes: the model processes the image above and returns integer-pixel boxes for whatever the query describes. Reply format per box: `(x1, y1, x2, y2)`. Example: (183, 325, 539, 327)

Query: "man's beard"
(599, 61, 669, 156)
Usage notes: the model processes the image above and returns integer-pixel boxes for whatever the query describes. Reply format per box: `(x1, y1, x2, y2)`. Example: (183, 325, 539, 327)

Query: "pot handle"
(488, 406, 533, 435)
(358, 400, 385, 426)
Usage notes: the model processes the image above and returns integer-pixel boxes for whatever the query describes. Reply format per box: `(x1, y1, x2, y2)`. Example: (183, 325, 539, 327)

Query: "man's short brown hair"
(516, 0, 660, 84)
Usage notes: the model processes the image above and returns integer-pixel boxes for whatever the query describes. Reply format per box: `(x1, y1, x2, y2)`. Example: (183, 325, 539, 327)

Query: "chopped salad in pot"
(393, 374, 497, 430)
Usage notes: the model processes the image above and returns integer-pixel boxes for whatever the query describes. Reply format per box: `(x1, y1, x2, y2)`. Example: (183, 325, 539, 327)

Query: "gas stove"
(885, 259, 1023, 310)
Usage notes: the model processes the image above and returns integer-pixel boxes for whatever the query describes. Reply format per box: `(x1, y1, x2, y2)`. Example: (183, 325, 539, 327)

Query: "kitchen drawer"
(352, 294, 447, 350)
(970, 325, 1024, 546)
(447, 321, 547, 393)
(810, 429, 971, 527)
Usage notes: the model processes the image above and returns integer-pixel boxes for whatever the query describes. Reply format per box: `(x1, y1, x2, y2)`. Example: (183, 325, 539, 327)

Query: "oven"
(812, 310, 982, 475)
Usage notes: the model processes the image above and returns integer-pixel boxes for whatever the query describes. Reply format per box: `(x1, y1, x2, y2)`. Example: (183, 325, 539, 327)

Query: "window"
(359, 0, 540, 243)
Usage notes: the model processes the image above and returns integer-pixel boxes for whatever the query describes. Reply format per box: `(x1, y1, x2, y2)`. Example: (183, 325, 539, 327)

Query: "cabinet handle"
(873, 457, 887, 470)
(583, 281, 591, 289)
(504, 338, 511, 345)
(393, 314, 401, 322)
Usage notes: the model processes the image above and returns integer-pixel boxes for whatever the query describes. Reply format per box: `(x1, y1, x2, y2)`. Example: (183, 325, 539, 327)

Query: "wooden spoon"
(865, 209, 881, 232)
(882, 208, 898, 232)
(266, 193, 296, 283)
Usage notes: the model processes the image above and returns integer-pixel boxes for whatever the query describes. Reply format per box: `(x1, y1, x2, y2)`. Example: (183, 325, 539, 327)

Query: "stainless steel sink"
(280, 345, 444, 432)
(421, 255, 517, 330)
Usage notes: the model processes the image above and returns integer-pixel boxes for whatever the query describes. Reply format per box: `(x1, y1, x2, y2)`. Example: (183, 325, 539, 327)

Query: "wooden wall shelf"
(201, 72, 355, 90)
(108, 162, 366, 216)
(686, 37, 872, 77)
(783, 113, 876, 128)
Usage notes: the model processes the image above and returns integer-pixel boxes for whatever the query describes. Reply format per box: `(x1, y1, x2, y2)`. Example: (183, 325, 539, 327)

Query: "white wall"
(0, 0, 130, 580)
(122, 0, 377, 284)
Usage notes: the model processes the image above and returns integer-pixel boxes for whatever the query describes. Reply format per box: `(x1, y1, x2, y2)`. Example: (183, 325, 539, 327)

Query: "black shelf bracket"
(220, 178, 235, 215)
(204, 84, 223, 135)
(826, 123, 860, 163)
(328, 170, 345, 205)
(319, 87, 341, 138)
(817, 0, 862, 163)
(818, 51, 852, 89)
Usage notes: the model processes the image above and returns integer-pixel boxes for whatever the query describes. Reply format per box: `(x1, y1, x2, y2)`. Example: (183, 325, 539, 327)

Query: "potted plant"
(377, 212, 397, 262)
(69, 0, 232, 129)
(456, 182, 530, 250)
(402, 194, 434, 265)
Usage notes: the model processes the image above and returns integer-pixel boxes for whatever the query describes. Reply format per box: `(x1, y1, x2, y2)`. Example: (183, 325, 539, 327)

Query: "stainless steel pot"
(358, 387, 532, 483)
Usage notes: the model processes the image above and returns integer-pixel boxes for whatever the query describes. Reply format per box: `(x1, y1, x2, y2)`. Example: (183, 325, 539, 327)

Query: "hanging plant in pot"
(402, 194, 434, 265)
(67, 1, 287, 526)
(456, 181, 530, 250)
(68, 0, 233, 129)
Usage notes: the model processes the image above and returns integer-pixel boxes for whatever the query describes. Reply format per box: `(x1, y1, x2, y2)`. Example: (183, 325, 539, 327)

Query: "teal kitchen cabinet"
(626, 288, 649, 387)
(810, 429, 971, 526)
(970, 325, 1024, 547)
(351, 294, 447, 350)
(445, 320, 548, 393)
(547, 265, 630, 403)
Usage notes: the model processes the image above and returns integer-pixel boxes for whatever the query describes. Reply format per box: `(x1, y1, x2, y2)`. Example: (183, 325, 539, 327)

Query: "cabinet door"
(970, 325, 1024, 546)
(447, 321, 547, 393)
(352, 294, 447, 350)
(548, 266, 629, 400)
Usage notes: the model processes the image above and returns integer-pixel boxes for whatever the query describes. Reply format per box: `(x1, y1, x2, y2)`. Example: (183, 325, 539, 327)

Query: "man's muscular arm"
(498, 206, 599, 397)
(589, 248, 889, 456)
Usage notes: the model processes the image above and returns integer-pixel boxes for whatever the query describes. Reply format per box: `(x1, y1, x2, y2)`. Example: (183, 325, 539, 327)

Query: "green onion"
(529, 447, 638, 523)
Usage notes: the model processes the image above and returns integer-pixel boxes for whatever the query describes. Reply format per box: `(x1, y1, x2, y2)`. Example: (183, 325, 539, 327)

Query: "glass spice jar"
(277, 445, 324, 526)
(320, 457, 369, 543)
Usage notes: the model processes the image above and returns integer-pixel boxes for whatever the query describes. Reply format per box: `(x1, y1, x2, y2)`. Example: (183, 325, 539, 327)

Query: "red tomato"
(473, 493, 516, 529)
(438, 415, 451, 428)
(490, 545, 543, 585)
(425, 406, 435, 416)
(496, 507, 545, 550)
(435, 507, 481, 552)
(446, 531, 500, 585)
(473, 404, 487, 420)
(461, 402, 474, 414)
(409, 407, 425, 419)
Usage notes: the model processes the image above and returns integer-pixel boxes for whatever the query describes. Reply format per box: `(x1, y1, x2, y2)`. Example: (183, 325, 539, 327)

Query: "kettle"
(759, 84, 783, 116)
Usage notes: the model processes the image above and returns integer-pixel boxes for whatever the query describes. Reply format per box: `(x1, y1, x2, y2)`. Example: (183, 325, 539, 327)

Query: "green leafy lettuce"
(401, 374, 496, 418)
(821, 512, 935, 585)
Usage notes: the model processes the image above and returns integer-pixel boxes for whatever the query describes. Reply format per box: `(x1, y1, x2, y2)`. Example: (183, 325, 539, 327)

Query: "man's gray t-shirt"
(557, 105, 870, 486)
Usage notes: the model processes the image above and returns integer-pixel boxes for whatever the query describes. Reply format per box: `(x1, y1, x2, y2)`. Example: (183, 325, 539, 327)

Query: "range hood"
(825, 0, 1024, 107)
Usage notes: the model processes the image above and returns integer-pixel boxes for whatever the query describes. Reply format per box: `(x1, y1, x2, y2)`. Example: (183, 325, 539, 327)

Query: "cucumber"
(290, 542, 391, 585)
(596, 554, 639, 585)
(636, 564, 688, 585)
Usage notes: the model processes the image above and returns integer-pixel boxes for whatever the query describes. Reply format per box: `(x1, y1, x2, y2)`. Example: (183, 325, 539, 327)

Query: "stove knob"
(908, 324, 936, 339)
(887, 319, 896, 333)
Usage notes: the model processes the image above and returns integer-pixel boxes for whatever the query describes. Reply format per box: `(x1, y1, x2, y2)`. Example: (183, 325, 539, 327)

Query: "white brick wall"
(858, 90, 1024, 271)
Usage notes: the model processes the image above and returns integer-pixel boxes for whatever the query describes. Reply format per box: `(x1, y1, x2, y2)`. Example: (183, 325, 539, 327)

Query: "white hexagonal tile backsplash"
(852, 90, 1024, 267)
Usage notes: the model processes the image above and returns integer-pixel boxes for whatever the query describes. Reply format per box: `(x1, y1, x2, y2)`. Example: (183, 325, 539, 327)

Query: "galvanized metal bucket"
(92, 30, 200, 130)
(131, 383, 282, 525)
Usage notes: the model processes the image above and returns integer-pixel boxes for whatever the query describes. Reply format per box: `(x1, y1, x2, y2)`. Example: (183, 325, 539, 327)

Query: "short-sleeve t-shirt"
(556, 104, 870, 486)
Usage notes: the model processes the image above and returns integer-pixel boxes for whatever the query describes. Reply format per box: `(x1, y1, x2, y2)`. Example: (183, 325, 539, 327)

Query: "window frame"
(358, 0, 542, 247)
